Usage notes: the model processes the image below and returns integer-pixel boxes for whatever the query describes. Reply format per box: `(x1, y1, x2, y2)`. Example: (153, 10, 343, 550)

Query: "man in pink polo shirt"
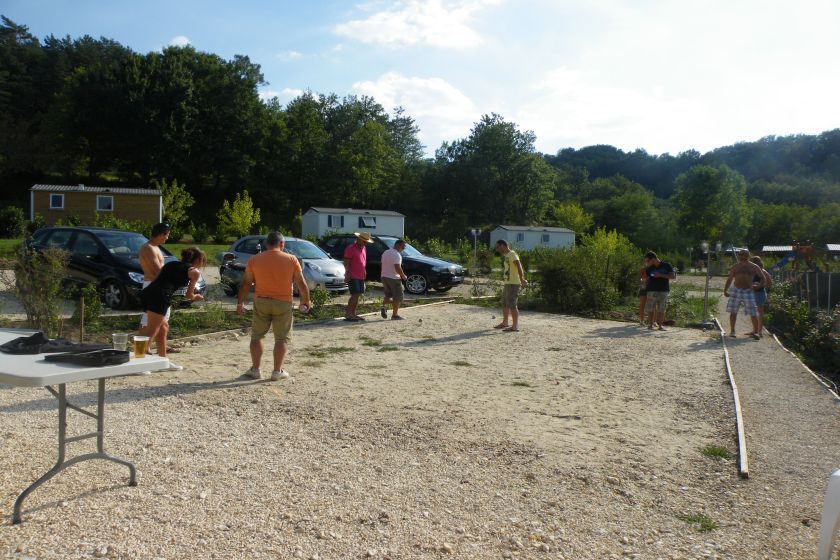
(344, 232, 372, 321)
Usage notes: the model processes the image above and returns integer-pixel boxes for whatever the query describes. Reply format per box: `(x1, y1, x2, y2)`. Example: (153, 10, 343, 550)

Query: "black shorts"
(349, 279, 366, 295)
(639, 289, 647, 297)
(139, 288, 171, 316)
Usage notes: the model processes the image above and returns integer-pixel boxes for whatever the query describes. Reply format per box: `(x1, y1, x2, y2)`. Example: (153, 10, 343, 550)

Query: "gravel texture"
(0, 303, 819, 558)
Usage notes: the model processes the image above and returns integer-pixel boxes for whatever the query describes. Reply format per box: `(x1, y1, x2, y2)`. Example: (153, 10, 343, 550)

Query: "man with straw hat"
(344, 231, 373, 321)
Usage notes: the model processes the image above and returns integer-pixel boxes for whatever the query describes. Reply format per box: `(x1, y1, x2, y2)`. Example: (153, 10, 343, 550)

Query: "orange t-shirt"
(245, 249, 302, 302)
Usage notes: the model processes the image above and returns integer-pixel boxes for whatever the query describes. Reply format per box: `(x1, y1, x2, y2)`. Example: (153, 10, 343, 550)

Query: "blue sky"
(5, 0, 840, 156)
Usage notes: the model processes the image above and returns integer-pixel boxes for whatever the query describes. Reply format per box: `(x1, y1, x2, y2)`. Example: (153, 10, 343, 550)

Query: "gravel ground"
(716, 297, 840, 559)
(0, 303, 818, 559)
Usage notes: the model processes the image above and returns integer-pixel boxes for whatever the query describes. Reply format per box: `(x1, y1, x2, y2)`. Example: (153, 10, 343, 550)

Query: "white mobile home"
(301, 207, 405, 238)
(490, 225, 575, 251)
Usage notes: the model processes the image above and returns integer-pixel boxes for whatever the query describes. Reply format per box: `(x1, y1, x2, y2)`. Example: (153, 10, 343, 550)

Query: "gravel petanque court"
(0, 304, 821, 559)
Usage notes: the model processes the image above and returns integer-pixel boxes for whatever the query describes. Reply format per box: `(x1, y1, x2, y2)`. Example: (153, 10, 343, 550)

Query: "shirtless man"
(723, 248, 766, 339)
(139, 223, 181, 369)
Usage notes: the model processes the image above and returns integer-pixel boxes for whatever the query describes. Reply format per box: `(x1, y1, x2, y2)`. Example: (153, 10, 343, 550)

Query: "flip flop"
(503, 327, 520, 332)
(493, 324, 509, 329)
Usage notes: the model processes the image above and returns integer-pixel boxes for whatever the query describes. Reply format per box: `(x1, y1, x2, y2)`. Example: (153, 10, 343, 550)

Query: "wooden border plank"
(713, 316, 750, 479)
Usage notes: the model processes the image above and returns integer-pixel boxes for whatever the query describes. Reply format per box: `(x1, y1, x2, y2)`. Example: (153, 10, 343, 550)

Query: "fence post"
(79, 296, 85, 342)
(806, 273, 811, 311)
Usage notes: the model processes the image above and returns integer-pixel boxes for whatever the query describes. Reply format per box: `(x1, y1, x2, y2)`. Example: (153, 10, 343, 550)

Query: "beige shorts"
(503, 284, 520, 308)
(381, 277, 404, 302)
(251, 297, 294, 343)
(644, 290, 669, 314)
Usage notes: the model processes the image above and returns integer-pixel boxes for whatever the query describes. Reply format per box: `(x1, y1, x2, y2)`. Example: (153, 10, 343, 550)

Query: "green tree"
(217, 190, 261, 237)
(673, 165, 750, 245)
(546, 201, 593, 234)
(157, 178, 195, 229)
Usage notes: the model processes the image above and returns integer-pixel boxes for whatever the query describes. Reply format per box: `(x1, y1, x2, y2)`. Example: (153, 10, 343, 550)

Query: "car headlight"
(305, 262, 322, 272)
(128, 272, 145, 284)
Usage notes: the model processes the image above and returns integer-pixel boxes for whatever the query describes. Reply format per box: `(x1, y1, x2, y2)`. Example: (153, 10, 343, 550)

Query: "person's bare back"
(139, 242, 165, 282)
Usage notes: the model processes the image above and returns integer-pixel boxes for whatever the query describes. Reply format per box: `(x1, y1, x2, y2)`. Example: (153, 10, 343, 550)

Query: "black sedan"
(319, 234, 464, 294)
(29, 226, 207, 309)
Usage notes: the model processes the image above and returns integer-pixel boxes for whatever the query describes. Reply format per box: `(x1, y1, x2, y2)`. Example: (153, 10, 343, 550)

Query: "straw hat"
(354, 232, 374, 243)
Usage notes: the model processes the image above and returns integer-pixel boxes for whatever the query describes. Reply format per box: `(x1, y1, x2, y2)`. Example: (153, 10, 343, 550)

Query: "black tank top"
(149, 261, 191, 299)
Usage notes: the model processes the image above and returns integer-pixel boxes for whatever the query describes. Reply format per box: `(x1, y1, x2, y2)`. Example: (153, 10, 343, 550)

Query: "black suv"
(319, 234, 464, 294)
(29, 227, 207, 309)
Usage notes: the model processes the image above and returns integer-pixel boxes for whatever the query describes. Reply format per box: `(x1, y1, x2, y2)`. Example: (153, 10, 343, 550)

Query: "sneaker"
(244, 367, 261, 379)
(162, 361, 184, 372)
(380, 306, 388, 319)
(271, 369, 290, 381)
(391, 315, 405, 320)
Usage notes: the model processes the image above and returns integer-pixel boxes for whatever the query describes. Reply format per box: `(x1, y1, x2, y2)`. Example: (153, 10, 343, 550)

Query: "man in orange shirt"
(236, 232, 311, 381)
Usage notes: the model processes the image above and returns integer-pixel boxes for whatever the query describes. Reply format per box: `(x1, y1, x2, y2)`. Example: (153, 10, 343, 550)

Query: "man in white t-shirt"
(380, 239, 408, 320)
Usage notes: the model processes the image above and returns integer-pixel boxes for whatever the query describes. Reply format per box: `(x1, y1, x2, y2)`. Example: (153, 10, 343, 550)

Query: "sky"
(5, 0, 840, 156)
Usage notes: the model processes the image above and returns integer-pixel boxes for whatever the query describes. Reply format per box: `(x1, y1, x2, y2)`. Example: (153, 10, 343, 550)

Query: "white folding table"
(0, 328, 170, 524)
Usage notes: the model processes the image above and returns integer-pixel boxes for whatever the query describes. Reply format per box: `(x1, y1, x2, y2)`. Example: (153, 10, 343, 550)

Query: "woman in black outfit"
(137, 247, 206, 354)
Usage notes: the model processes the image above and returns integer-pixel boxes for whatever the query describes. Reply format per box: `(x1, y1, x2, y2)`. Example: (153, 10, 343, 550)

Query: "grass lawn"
(0, 238, 22, 258)
(165, 243, 230, 265)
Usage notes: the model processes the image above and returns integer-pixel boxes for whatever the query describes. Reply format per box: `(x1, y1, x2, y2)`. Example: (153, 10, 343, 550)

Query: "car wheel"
(102, 280, 128, 310)
(223, 284, 238, 297)
(434, 285, 453, 293)
(405, 274, 429, 295)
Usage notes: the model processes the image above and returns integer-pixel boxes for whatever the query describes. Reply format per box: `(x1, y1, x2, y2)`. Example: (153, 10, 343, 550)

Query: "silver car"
(219, 235, 347, 296)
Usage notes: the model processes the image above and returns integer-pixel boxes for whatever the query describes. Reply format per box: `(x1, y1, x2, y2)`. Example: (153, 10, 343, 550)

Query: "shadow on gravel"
(0, 377, 267, 414)
(583, 324, 665, 338)
(400, 330, 497, 348)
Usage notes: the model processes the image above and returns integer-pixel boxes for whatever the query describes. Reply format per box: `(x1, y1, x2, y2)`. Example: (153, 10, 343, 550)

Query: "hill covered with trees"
(2, 16, 840, 251)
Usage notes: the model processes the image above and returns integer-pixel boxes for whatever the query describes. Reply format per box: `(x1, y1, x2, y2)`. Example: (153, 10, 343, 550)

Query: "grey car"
(219, 235, 347, 296)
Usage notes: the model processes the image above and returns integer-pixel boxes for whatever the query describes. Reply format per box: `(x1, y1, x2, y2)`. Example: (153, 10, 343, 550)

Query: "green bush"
(766, 282, 840, 371)
(0, 206, 26, 237)
(423, 237, 452, 258)
(533, 228, 640, 313)
(27, 213, 46, 234)
(11, 246, 68, 336)
(71, 282, 103, 327)
(93, 213, 151, 235)
(190, 223, 211, 243)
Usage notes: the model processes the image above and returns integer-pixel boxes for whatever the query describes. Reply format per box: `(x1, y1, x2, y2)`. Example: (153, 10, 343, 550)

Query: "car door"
(365, 240, 386, 280)
(233, 237, 264, 262)
(67, 231, 111, 289)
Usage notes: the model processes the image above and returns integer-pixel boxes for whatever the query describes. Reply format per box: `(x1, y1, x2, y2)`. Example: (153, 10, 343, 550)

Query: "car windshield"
(284, 239, 330, 260)
(381, 238, 423, 257)
(97, 231, 150, 257)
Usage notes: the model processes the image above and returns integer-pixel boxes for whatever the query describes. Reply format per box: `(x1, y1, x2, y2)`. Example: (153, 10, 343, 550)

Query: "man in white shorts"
(138, 223, 181, 370)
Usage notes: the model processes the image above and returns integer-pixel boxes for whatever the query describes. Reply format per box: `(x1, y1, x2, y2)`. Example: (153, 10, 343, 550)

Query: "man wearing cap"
(138, 222, 182, 371)
(237, 232, 311, 380)
(344, 232, 372, 322)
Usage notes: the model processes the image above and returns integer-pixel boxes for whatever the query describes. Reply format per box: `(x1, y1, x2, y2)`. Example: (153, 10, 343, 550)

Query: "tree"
(157, 178, 195, 236)
(546, 201, 593, 235)
(673, 165, 750, 245)
(217, 190, 261, 237)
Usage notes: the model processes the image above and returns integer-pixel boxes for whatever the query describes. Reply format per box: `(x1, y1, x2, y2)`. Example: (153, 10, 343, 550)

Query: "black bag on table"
(0, 331, 109, 355)
(43, 349, 130, 367)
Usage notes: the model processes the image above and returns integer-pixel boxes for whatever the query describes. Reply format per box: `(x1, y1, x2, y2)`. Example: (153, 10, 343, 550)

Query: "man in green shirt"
(493, 239, 529, 332)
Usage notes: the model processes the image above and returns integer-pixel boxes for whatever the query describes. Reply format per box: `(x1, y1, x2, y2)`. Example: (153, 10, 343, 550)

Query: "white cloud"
(335, 0, 501, 48)
(352, 72, 479, 150)
(259, 87, 305, 105)
(168, 35, 191, 47)
(276, 50, 303, 61)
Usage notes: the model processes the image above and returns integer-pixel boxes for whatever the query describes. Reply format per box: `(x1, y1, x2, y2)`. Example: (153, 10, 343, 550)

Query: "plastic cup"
(112, 333, 129, 351)
(133, 336, 149, 358)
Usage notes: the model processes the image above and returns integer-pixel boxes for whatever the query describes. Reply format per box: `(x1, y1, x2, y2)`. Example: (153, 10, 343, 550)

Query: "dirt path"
(716, 296, 840, 556)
